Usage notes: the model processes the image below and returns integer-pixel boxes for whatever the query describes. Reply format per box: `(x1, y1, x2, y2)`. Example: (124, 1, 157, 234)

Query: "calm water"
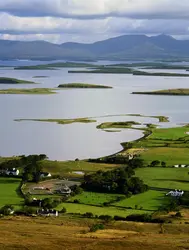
(1, 62, 189, 160)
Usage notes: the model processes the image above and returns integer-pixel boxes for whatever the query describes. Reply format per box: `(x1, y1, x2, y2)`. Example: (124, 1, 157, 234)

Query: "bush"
(0, 205, 14, 216)
(89, 224, 104, 232)
(73, 199, 80, 204)
(114, 215, 127, 221)
(175, 212, 182, 217)
(61, 207, 67, 214)
(83, 212, 94, 218)
(98, 215, 112, 222)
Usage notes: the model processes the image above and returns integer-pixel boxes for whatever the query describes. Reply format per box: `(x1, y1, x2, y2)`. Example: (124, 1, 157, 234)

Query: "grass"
(0, 177, 23, 208)
(97, 121, 141, 129)
(15, 118, 96, 125)
(132, 71, 189, 77)
(58, 83, 112, 89)
(14, 62, 95, 70)
(68, 67, 134, 74)
(68, 192, 125, 206)
(0, 77, 35, 84)
(113, 190, 168, 211)
(140, 148, 189, 166)
(133, 88, 189, 95)
(0, 88, 56, 95)
(135, 167, 189, 190)
(41, 160, 120, 176)
(1, 216, 189, 250)
(57, 202, 145, 216)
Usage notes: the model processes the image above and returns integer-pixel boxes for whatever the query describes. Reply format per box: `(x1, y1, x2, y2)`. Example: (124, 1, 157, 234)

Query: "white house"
(37, 209, 58, 217)
(166, 189, 184, 197)
(6, 168, 19, 176)
(57, 185, 72, 195)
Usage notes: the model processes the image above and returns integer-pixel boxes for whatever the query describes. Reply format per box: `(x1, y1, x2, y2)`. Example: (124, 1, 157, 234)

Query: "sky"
(0, 0, 189, 43)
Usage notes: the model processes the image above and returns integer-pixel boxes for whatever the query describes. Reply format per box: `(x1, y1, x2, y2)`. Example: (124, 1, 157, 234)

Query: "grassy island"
(15, 117, 96, 125)
(0, 88, 56, 95)
(97, 121, 141, 129)
(132, 71, 189, 77)
(133, 89, 189, 96)
(58, 83, 112, 89)
(0, 77, 36, 84)
(68, 67, 134, 74)
(14, 62, 95, 70)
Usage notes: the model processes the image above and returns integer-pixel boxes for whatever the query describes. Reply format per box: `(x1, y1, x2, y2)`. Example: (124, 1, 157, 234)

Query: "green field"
(0, 177, 23, 208)
(133, 88, 189, 96)
(58, 83, 112, 89)
(97, 121, 140, 129)
(41, 160, 119, 176)
(68, 192, 125, 206)
(57, 202, 145, 217)
(135, 167, 189, 191)
(113, 190, 168, 211)
(0, 88, 56, 95)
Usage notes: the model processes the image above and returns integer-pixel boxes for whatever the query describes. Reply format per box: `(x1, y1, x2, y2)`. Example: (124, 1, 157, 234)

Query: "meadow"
(135, 167, 189, 191)
(0, 177, 23, 208)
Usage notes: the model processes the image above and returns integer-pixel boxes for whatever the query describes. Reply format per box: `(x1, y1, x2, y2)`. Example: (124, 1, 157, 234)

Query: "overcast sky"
(1, 0, 189, 43)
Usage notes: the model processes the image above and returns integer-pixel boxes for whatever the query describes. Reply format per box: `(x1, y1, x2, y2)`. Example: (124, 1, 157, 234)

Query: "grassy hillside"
(0, 216, 189, 250)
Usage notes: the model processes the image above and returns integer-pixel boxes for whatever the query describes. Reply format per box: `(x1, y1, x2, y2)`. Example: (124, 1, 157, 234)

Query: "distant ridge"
(1, 34, 189, 60)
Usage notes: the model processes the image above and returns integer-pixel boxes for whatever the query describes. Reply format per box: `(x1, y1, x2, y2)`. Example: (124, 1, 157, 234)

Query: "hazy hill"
(1, 34, 189, 60)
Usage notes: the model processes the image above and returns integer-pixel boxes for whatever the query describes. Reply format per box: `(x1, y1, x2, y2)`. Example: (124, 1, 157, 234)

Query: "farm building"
(37, 209, 58, 217)
(0, 168, 19, 176)
(166, 189, 184, 197)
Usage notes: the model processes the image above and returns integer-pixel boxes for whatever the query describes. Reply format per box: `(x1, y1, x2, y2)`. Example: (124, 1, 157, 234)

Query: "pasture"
(0, 177, 23, 208)
(135, 167, 189, 191)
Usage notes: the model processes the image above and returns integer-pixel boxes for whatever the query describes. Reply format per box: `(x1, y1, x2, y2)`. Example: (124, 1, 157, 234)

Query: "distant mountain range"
(1, 34, 189, 61)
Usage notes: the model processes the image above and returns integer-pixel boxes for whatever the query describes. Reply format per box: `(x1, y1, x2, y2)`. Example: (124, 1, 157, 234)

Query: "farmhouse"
(37, 209, 58, 217)
(166, 189, 184, 197)
(0, 168, 19, 176)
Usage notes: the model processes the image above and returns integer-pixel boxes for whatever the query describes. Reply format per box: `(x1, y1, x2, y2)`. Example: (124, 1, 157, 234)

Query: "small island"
(58, 83, 112, 89)
(15, 117, 96, 125)
(97, 121, 141, 129)
(0, 88, 56, 95)
(0, 77, 36, 84)
(14, 62, 96, 70)
(132, 88, 189, 96)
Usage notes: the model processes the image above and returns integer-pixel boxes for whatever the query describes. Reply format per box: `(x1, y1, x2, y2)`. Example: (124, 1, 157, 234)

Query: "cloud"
(0, 0, 189, 20)
(0, 1, 189, 43)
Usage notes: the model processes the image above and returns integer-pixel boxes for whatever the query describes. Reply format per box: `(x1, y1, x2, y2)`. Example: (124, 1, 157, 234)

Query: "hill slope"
(1, 34, 189, 60)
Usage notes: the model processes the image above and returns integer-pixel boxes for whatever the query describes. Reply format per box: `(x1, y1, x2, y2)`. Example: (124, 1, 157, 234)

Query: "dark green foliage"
(98, 215, 112, 222)
(83, 212, 94, 218)
(114, 215, 127, 221)
(42, 198, 61, 209)
(126, 213, 165, 223)
(60, 207, 67, 214)
(82, 167, 148, 195)
(89, 224, 104, 232)
(0, 205, 14, 215)
(71, 185, 83, 195)
(150, 160, 160, 167)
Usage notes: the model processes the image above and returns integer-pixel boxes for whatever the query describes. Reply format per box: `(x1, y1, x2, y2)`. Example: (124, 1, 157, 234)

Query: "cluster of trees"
(149, 160, 166, 168)
(82, 166, 148, 195)
(0, 154, 48, 183)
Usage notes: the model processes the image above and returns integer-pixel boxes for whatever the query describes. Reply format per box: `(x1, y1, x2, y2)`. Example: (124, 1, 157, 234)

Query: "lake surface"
(1, 61, 189, 160)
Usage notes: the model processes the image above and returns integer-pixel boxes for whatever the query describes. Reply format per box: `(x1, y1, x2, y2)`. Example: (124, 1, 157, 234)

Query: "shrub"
(114, 215, 127, 221)
(175, 212, 182, 217)
(83, 212, 94, 218)
(98, 215, 112, 222)
(73, 199, 80, 204)
(61, 207, 67, 214)
(89, 224, 104, 232)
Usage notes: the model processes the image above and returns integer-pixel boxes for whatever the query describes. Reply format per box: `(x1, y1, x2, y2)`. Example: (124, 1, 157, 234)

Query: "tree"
(0, 205, 14, 215)
(161, 161, 166, 168)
